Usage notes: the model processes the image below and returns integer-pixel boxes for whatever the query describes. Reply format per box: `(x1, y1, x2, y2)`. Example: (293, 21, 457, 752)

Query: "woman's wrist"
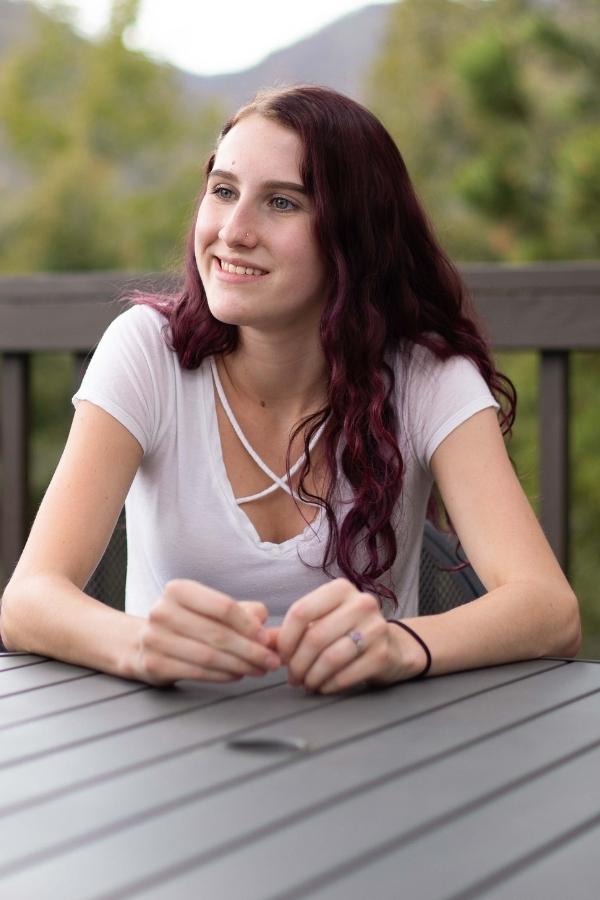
(115, 612, 147, 681)
(387, 620, 432, 679)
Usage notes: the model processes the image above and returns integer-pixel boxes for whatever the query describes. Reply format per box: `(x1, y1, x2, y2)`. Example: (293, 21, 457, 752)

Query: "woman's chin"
(206, 300, 273, 329)
(210, 310, 258, 327)
(206, 300, 250, 326)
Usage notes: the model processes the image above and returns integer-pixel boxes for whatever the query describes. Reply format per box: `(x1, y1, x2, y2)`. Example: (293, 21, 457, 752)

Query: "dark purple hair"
(139, 85, 515, 610)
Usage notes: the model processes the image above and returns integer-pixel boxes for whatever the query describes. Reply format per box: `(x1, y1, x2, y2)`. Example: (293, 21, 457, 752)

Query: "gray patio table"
(1, 650, 599, 899)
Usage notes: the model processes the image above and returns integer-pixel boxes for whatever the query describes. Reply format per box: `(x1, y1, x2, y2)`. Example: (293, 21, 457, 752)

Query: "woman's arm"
(276, 407, 581, 694)
(0, 401, 144, 673)
(0, 401, 281, 683)
(406, 406, 582, 674)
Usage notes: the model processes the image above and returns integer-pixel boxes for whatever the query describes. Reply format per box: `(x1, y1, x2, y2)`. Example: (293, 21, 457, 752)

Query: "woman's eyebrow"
(208, 168, 306, 194)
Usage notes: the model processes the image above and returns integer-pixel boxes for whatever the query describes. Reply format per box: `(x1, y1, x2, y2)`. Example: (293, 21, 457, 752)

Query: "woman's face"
(195, 114, 327, 333)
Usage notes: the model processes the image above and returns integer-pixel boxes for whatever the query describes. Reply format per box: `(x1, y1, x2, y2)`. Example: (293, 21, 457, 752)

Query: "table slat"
(284, 727, 600, 900)
(0, 662, 595, 898)
(0, 675, 148, 731)
(0, 660, 93, 698)
(0, 674, 290, 765)
(0, 654, 46, 671)
(121, 688, 600, 900)
(465, 819, 600, 900)
(0, 662, 559, 801)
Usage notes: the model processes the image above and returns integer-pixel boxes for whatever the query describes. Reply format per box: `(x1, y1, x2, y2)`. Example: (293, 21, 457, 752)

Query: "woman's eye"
(212, 186, 234, 200)
(271, 196, 296, 211)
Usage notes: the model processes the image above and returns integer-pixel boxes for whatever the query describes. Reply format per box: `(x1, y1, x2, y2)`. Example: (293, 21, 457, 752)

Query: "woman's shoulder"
(108, 302, 170, 340)
(98, 302, 174, 363)
(390, 337, 499, 463)
(390, 338, 497, 427)
(391, 339, 482, 388)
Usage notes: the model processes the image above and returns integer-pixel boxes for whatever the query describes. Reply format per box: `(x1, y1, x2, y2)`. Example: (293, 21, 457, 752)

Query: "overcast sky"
(29, 0, 396, 75)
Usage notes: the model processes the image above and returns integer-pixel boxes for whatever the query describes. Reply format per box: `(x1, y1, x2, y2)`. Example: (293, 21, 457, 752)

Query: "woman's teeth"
(220, 259, 266, 276)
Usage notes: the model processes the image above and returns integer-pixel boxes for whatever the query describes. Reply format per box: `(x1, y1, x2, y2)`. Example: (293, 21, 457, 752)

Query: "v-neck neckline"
(204, 357, 326, 553)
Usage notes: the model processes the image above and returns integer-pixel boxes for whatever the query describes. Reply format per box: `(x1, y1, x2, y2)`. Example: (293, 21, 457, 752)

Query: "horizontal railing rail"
(1, 263, 600, 587)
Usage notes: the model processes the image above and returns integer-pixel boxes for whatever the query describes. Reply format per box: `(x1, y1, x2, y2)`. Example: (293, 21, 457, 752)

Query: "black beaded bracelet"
(388, 620, 432, 678)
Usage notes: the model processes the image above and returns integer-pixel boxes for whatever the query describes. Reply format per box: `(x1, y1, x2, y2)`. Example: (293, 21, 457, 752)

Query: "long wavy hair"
(138, 84, 515, 611)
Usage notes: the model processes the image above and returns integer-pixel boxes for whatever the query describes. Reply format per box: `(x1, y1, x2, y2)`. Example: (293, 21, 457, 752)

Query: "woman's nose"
(219, 207, 258, 248)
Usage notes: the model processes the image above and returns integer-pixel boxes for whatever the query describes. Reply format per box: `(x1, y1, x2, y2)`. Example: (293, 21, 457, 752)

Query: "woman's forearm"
(0, 574, 143, 680)
(399, 579, 581, 678)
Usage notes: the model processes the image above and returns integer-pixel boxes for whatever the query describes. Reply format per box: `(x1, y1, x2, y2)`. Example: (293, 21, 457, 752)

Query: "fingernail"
(266, 653, 281, 669)
(256, 627, 269, 645)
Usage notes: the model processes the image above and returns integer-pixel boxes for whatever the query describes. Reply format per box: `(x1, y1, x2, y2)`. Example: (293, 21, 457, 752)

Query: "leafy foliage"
(369, 0, 600, 653)
(370, 0, 600, 262)
(0, 1, 223, 540)
(0, 0, 223, 273)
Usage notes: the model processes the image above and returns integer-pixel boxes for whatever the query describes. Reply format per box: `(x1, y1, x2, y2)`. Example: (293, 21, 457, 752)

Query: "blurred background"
(1, 0, 599, 651)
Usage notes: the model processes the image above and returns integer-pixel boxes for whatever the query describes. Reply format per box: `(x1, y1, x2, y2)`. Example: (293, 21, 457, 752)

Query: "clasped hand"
(137, 578, 407, 692)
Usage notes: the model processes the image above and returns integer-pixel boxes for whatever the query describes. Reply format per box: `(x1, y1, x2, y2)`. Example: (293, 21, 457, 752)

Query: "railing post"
(73, 351, 91, 394)
(539, 350, 570, 575)
(1, 353, 31, 587)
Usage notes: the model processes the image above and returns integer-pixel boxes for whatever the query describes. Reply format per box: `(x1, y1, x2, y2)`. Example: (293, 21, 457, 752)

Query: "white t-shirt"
(73, 305, 498, 620)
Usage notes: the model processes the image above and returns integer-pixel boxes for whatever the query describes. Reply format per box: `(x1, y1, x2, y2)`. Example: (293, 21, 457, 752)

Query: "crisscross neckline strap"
(209, 357, 328, 507)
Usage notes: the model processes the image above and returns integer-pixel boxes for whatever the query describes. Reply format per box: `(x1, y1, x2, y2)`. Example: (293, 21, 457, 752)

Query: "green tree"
(369, 0, 600, 653)
(0, 0, 223, 273)
(0, 0, 224, 520)
(370, 0, 600, 261)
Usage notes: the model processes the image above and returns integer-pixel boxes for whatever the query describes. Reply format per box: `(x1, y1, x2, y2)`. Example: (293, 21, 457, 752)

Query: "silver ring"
(347, 629, 365, 655)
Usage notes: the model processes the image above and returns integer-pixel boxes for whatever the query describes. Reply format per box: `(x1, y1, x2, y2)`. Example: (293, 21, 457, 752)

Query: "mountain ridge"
(0, 1, 391, 188)
(0, 1, 391, 107)
(175, 4, 391, 109)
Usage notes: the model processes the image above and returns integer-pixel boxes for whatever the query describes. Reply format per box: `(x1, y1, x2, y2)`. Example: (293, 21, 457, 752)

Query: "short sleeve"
(400, 345, 500, 470)
(72, 305, 171, 455)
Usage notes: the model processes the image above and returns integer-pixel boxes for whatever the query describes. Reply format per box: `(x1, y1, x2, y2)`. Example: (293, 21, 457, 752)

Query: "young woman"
(0, 86, 581, 691)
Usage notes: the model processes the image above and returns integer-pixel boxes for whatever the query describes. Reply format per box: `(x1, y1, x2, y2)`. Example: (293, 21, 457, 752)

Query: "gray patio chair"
(85, 509, 128, 611)
(418, 519, 485, 614)
(84, 513, 484, 615)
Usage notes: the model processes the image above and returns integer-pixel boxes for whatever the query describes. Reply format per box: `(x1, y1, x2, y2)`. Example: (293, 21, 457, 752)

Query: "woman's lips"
(218, 258, 267, 276)
(213, 257, 268, 281)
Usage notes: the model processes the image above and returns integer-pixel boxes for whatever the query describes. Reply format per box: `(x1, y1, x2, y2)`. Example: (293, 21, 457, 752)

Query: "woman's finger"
(308, 628, 396, 694)
(151, 584, 280, 671)
(141, 626, 273, 679)
(302, 615, 388, 691)
(147, 611, 281, 673)
(262, 626, 280, 651)
(238, 600, 270, 625)
(277, 579, 350, 664)
(316, 650, 381, 694)
(139, 650, 247, 687)
(285, 590, 381, 684)
(164, 580, 268, 643)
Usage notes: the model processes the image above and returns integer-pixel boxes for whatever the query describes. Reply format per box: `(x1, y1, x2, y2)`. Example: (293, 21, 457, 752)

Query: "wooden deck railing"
(1, 263, 600, 586)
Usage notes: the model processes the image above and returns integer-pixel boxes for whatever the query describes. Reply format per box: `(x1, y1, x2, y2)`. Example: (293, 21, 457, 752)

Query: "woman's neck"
(221, 328, 329, 419)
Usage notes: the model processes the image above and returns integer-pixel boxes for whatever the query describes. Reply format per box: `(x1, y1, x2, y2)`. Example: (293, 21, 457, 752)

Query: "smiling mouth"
(218, 258, 268, 277)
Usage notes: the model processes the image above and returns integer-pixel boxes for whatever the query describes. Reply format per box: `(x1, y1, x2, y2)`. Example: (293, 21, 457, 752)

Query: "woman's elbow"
(0, 584, 19, 650)
(0, 576, 36, 651)
(551, 586, 582, 658)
